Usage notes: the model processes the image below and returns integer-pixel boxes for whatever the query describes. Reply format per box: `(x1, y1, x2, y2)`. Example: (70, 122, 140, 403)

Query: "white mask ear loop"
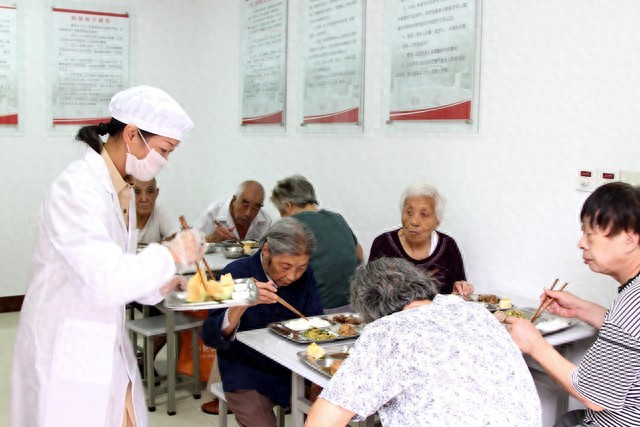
(137, 129, 153, 153)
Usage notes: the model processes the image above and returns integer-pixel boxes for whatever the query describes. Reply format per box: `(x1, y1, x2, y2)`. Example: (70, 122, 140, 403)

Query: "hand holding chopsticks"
(179, 215, 214, 280)
(213, 220, 243, 244)
(530, 279, 569, 323)
(251, 276, 308, 320)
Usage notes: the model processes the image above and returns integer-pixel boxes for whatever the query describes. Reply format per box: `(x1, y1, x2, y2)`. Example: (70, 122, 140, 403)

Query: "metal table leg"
(166, 308, 176, 415)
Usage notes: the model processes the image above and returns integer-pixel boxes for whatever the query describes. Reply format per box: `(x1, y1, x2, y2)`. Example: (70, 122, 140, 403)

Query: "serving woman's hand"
(159, 275, 187, 296)
(453, 280, 474, 296)
(166, 228, 206, 269)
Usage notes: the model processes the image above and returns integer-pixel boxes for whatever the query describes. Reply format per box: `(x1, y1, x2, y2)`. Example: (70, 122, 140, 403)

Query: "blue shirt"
(200, 250, 323, 407)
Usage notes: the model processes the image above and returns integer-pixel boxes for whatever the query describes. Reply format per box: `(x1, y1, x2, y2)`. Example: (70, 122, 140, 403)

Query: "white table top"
(237, 328, 356, 387)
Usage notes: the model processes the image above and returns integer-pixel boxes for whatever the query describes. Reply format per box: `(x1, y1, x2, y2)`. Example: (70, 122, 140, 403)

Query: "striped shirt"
(571, 274, 640, 426)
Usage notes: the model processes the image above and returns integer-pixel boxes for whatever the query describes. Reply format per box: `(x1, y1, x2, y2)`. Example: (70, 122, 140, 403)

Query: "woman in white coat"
(10, 86, 204, 427)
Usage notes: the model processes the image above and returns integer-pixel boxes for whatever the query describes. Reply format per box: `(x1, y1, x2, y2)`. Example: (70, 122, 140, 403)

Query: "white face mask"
(125, 130, 169, 181)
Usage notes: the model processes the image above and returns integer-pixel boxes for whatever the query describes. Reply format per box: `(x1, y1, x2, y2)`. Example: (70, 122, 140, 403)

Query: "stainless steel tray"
(163, 278, 258, 311)
(506, 307, 579, 335)
(298, 343, 354, 378)
(267, 315, 363, 344)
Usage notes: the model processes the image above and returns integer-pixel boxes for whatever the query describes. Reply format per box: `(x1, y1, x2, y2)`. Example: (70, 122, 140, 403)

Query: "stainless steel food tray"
(298, 343, 354, 378)
(267, 315, 363, 344)
(507, 307, 579, 335)
(163, 278, 257, 311)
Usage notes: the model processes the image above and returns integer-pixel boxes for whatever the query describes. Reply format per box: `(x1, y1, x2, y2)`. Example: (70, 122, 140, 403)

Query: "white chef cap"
(108, 86, 194, 141)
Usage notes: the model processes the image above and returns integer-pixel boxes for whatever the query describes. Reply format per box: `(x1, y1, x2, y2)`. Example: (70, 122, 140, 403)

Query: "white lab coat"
(10, 148, 176, 427)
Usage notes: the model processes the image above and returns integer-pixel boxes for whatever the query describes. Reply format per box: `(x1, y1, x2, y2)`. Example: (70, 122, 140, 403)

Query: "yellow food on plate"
(186, 272, 207, 303)
(306, 342, 326, 359)
(220, 273, 234, 287)
(337, 324, 356, 336)
(243, 243, 252, 256)
(208, 273, 235, 300)
(498, 298, 512, 309)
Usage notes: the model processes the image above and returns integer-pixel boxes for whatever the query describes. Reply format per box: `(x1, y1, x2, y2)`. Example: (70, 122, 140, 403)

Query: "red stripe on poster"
(53, 117, 110, 125)
(0, 114, 18, 125)
(242, 111, 283, 125)
(52, 8, 129, 18)
(390, 100, 471, 121)
(304, 107, 359, 124)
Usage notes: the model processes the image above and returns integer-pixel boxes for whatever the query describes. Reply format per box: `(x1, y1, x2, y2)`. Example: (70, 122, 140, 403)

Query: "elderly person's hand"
(539, 289, 582, 318)
(502, 315, 546, 355)
(206, 223, 237, 243)
(453, 280, 473, 296)
(252, 278, 279, 305)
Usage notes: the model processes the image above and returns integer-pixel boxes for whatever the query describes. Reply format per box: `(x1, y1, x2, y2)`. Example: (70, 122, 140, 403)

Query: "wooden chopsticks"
(276, 296, 308, 320)
(213, 219, 244, 245)
(179, 215, 215, 281)
(530, 279, 568, 323)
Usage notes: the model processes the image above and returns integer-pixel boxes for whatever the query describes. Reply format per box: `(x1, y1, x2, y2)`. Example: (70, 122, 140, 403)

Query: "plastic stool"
(126, 312, 203, 414)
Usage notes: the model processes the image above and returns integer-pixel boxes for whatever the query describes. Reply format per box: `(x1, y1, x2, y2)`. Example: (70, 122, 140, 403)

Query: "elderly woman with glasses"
(306, 258, 541, 427)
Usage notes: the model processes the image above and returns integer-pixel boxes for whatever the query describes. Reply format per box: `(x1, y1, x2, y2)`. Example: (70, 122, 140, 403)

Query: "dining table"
(235, 292, 597, 427)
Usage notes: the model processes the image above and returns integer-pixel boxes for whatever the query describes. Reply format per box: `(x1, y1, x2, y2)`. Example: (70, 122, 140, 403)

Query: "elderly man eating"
(201, 217, 323, 427)
(195, 180, 272, 243)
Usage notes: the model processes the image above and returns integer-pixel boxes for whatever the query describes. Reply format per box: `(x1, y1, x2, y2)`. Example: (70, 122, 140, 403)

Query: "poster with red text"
(241, 0, 287, 126)
(388, 0, 476, 122)
(0, 5, 18, 125)
(50, 7, 129, 126)
(300, 0, 364, 125)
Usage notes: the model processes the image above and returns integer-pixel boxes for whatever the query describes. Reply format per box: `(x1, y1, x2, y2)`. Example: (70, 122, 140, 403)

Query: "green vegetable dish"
(303, 327, 335, 341)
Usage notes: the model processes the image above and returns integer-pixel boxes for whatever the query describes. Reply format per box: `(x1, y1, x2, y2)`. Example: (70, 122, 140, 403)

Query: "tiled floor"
(0, 311, 291, 427)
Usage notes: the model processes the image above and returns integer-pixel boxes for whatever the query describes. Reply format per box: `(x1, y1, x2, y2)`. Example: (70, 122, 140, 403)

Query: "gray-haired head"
(260, 217, 317, 256)
(350, 258, 439, 323)
(400, 181, 445, 221)
(235, 180, 265, 200)
(270, 175, 318, 214)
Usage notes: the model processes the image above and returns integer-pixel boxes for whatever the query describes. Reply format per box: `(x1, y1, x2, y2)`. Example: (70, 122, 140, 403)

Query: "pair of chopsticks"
(179, 215, 215, 281)
(213, 220, 244, 245)
(276, 296, 308, 320)
(250, 276, 308, 320)
(530, 279, 568, 323)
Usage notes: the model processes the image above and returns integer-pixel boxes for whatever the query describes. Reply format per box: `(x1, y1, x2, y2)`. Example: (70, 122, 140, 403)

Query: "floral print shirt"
(320, 295, 542, 426)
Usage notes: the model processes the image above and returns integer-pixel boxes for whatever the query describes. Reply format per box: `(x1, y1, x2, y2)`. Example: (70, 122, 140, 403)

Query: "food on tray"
(332, 314, 362, 325)
(303, 327, 335, 341)
(535, 318, 571, 333)
(284, 317, 331, 331)
(337, 324, 356, 336)
(242, 239, 259, 248)
(243, 243, 252, 256)
(478, 294, 500, 304)
(329, 359, 344, 375)
(186, 272, 208, 303)
(504, 309, 526, 319)
(187, 270, 236, 302)
(306, 342, 326, 359)
(498, 298, 512, 309)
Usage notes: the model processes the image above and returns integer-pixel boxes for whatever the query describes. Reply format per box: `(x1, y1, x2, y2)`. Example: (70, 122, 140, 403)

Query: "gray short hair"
(350, 258, 439, 322)
(270, 175, 318, 213)
(260, 217, 316, 256)
(400, 181, 445, 221)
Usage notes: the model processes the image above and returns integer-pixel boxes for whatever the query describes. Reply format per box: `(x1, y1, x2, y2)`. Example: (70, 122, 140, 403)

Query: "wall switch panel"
(620, 170, 640, 186)
(577, 169, 596, 192)
(597, 169, 620, 186)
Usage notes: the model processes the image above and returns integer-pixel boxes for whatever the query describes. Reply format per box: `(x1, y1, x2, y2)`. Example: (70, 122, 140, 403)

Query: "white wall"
(3, 0, 639, 312)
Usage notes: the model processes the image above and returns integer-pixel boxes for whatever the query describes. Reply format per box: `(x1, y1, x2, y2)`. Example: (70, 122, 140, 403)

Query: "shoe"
(201, 399, 232, 415)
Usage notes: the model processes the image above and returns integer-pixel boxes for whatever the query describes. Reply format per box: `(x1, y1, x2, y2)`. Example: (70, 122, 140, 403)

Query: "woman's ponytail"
(75, 118, 126, 153)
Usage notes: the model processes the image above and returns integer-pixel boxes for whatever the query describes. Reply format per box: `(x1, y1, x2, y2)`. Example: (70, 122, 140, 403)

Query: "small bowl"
(222, 245, 245, 259)
(221, 240, 242, 248)
(205, 242, 218, 254)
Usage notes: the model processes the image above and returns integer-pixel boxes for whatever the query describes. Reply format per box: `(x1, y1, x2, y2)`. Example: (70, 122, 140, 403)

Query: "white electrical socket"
(576, 169, 596, 192)
(597, 169, 620, 187)
(620, 170, 640, 186)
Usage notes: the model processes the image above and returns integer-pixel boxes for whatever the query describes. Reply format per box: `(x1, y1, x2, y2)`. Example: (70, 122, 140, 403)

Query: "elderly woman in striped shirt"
(505, 182, 640, 427)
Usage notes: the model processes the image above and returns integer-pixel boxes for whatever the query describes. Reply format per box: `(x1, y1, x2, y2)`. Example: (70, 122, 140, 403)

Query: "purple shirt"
(368, 229, 466, 294)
